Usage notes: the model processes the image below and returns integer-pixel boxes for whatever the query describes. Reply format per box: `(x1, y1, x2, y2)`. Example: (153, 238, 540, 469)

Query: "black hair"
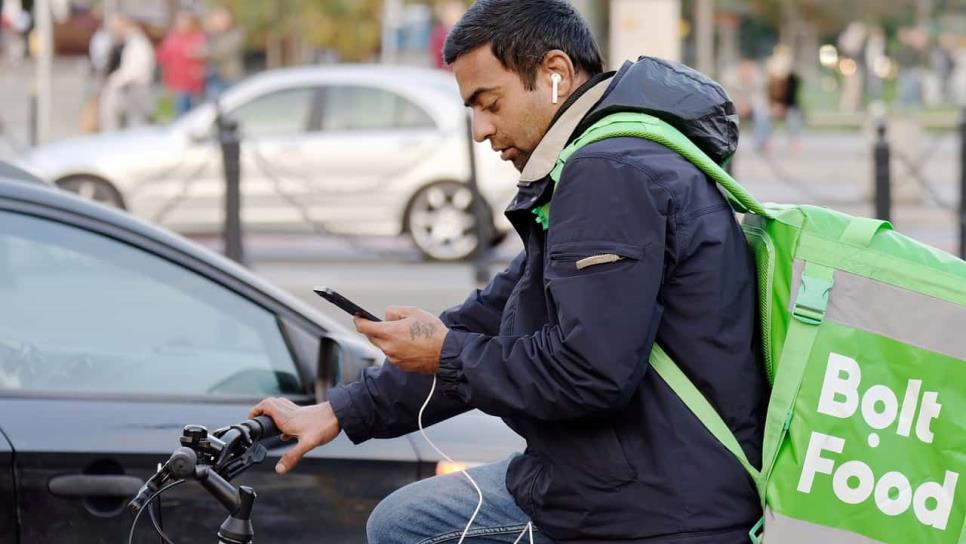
(443, 0, 604, 90)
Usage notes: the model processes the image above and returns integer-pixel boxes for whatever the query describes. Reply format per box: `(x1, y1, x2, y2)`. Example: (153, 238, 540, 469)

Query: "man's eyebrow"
(463, 86, 497, 108)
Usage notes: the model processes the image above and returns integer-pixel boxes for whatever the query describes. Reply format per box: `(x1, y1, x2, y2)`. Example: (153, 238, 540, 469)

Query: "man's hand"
(354, 306, 448, 374)
(248, 398, 341, 475)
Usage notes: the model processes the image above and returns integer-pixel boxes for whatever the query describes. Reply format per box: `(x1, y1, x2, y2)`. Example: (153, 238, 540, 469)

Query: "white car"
(23, 65, 519, 260)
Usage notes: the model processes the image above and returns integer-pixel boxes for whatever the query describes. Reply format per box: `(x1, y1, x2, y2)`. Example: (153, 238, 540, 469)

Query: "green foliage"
(219, 0, 470, 63)
(740, 0, 925, 37)
(224, 0, 384, 62)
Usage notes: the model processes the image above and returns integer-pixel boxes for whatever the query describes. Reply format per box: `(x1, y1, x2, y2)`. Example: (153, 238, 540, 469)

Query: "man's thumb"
(276, 440, 311, 475)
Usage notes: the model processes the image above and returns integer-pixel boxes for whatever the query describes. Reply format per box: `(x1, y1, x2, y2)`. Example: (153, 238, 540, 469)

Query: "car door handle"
(48, 474, 145, 498)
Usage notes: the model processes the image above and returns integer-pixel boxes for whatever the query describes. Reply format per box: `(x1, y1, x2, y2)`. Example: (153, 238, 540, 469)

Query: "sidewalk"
(732, 131, 960, 255)
(0, 57, 91, 148)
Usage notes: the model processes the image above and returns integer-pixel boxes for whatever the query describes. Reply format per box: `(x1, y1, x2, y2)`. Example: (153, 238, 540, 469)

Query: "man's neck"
(517, 72, 616, 183)
(547, 71, 612, 130)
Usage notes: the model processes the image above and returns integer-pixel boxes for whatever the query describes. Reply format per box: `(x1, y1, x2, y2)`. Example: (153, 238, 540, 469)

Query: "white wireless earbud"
(550, 73, 561, 104)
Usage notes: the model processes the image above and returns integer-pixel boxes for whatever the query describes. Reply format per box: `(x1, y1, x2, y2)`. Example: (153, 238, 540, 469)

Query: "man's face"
(109, 15, 127, 38)
(453, 46, 556, 172)
(175, 12, 195, 33)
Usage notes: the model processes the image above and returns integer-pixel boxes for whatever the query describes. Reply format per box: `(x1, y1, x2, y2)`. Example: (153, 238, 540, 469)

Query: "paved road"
(0, 57, 90, 149)
(252, 259, 488, 331)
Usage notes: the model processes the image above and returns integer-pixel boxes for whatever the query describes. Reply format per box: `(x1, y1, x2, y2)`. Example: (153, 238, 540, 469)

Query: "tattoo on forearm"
(409, 321, 437, 340)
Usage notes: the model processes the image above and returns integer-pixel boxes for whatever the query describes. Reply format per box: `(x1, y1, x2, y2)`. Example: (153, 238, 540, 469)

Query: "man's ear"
(540, 50, 578, 99)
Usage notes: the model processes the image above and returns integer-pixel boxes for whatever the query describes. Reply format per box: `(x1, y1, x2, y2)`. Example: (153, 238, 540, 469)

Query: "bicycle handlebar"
(127, 416, 280, 543)
(128, 416, 278, 515)
(244, 415, 280, 442)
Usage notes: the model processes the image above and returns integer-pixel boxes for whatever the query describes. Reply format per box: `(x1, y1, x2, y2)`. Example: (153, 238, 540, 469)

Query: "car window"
(228, 87, 315, 138)
(0, 211, 301, 398)
(322, 85, 435, 131)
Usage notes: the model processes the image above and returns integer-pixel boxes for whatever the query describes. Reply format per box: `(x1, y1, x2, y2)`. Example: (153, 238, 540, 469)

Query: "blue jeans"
(206, 72, 235, 100)
(175, 92, 199, 116)
(367, 457, 554, 543)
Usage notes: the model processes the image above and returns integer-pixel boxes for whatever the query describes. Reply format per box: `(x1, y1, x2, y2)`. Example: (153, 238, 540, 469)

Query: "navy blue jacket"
(330, 58, 767, 543)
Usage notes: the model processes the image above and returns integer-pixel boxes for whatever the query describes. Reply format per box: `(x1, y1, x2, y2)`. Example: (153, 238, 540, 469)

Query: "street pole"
(609, 0, 681, 65)
(695, 0, 714, 76)
(874, 120, 891, 223)
(33, 0, 52, 145)
(959, 107, 965, 259)
(381, 0, 401, 64)
(217, 107, 245, 265)
(28, 89, 37, 146)
(465, 111, 491, 285)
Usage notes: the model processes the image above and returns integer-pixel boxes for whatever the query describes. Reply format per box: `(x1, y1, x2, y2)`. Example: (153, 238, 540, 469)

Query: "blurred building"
(573, 0, 680, 67)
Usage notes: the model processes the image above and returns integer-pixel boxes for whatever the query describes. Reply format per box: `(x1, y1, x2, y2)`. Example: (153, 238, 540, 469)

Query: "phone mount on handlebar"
(128, 416, 279, 544)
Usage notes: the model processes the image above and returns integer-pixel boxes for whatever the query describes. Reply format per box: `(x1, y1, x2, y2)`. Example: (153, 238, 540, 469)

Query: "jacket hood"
(578, 56, 739, 163)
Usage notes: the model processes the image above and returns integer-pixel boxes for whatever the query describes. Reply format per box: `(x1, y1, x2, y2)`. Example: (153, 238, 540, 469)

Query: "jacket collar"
(518, 73, 615, 184)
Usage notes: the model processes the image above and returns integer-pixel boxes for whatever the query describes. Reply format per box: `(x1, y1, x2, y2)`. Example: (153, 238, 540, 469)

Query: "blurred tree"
(741, 0, 923, 40)
(223, 0, 384, 65)
(219, 0, 471, 66)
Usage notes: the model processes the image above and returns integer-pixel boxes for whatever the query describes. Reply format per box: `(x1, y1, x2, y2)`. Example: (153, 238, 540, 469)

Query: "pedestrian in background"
(429, 0, 464, 70)
(929, 33, 956, 105)
(1, 0, 31, 65)
(200, 5, 244, 100)
(722, 58, 769, 151)
(764, 45, 803, 152)
(81, 16, 113, 133)
(99, 13, 154, 132)
(895, 26, 928, 110)
(776, 69, 803, 151)
(157, 10, 206, 117)
(0, 0, 5, 57)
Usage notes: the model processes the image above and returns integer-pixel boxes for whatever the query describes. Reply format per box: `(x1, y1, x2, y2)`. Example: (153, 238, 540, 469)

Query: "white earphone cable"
(512, 521, 535, 544)
(419, 376, 483, 544)
(418, 376, 533, 544)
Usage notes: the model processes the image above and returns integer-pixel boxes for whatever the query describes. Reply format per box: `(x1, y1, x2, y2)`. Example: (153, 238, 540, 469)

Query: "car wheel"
(56, 176, 125, 209)
(407, 181, 493, 261)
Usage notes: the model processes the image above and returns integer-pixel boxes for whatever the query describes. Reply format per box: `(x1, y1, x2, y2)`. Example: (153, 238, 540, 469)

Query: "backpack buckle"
(792, 272, 834, 325)
(747, 516, 765, 543)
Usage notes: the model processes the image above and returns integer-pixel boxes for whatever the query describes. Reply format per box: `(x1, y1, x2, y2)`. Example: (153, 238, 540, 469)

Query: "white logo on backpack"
(794, 352, 958, 531)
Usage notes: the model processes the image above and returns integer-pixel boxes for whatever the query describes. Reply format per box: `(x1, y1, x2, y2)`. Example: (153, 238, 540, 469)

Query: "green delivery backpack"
(537, 112, 966, 543)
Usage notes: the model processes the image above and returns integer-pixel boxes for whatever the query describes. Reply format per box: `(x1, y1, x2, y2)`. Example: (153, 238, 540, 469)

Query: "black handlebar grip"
(249, 415, 280, 441)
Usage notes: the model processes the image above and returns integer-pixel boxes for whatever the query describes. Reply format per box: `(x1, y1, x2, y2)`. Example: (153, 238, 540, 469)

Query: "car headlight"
(435, 461, 481, 476)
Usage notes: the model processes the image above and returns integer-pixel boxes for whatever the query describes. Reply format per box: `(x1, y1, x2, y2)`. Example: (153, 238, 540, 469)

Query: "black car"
(0, 167, 522, 543)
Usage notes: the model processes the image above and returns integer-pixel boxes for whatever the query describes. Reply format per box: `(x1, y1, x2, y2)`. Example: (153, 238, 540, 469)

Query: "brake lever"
(212, 425, 231, 436)
(212, 424, 255, 469)
(221, 443, 268, 481)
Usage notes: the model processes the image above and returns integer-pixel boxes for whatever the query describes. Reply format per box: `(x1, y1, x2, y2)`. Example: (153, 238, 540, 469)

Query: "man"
(99, 13, 154, 131)
(251, 1, 766, 542)
(200, 5, 245, 100)
(156, 10, 206, 116)
(429, 0, 464, 69)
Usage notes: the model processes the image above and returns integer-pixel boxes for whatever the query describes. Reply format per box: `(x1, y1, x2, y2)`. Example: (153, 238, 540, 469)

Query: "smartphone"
(313, 287, 382, 322)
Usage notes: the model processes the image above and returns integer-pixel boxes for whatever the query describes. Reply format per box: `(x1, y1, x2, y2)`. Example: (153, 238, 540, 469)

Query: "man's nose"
(471, 113, 495, 144)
